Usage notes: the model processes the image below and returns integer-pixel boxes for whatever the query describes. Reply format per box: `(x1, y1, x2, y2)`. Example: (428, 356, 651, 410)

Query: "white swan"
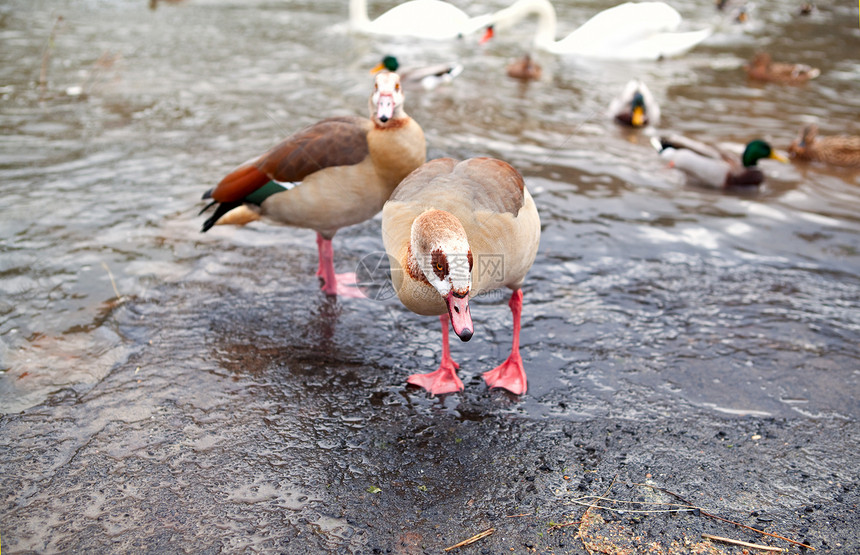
(349, 0, 481, 40)
(481, 0, 712, 60)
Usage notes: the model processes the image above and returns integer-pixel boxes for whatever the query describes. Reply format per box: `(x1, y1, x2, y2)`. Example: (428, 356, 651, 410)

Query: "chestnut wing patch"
(259, 116, 371, 183)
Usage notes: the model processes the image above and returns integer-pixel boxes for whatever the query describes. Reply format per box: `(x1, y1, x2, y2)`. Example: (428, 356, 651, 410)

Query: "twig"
(443, 528, 495, 552)
(101, 261, 123, 301)
(702, 533, 785, 552)
(633, 483, 814, 551)
(578, 474, 619, 554)
(39, 15, 64, 99)
(548, 519, 581, 531)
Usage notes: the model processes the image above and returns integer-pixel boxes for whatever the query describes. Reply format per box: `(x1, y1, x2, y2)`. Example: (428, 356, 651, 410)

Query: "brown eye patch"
(431, 250, 448, 281)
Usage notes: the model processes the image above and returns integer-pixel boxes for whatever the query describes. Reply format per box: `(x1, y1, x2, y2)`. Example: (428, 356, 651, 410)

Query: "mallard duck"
(372, 55, 463, 90)
(654, 134, 787, 189)
(200, 72, 426, 297)
(608, 79, 660, 128)
(506, 53, 542, 80)
(788, 124, 860, 168)
(381, 157, 541, 395)
(744, 52, 820, 84)
(479, 0, 712, 61)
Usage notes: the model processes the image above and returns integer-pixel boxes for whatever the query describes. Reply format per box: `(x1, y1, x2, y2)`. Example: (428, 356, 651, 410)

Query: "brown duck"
(744, 52, 820, 84)
(788, 124, 860, 168)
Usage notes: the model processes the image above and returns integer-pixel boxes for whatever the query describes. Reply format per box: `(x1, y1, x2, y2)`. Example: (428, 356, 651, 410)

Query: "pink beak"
(446, 291, 473, 342)
(376, 93, 394, 123)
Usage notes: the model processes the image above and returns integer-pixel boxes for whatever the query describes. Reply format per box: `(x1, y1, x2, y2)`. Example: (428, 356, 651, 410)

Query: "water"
(1, 0, 859, 550)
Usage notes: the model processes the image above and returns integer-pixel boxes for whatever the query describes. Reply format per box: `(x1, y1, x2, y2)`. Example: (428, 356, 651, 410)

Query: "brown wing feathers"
(201, 117, 371, 231)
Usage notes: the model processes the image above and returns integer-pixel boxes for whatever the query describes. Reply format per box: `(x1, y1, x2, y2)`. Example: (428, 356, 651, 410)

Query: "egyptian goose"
(200, 72, 426, 296)
(744, 52, 820, 84)
(381, 157, 541, 395)
(788, 124, 860, 168)
(479, 0, 712, 61)
(372, 55, 463, 90)
(608, 79, 660, 128)
(653, 134, 787, 189)
(349, 0, 485, 40)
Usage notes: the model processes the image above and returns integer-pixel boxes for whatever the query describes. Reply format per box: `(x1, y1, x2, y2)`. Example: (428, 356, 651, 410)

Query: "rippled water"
(2, 0, 860, 551)
(1, 1, 859, 417)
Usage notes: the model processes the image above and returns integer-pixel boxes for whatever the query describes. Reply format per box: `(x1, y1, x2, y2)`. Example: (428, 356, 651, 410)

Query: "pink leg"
(482, 289, 527, 395)
(407, 314, 464, 395)
(315, 233, 364, 298)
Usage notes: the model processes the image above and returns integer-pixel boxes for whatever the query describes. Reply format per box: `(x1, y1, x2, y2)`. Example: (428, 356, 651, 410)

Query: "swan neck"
(349, 0, 370, 26)
(494, 0, 557, 48)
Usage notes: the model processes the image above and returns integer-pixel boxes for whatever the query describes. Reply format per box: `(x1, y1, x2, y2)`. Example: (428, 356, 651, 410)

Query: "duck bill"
(631, 106, 645, 127)
(446, 291, 473, 342)
(370, 62, 386, 74)
(769, 151, 789, 163)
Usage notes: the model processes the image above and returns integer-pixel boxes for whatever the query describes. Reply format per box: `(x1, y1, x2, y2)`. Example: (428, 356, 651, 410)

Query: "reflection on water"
(0, 0, 858, 421)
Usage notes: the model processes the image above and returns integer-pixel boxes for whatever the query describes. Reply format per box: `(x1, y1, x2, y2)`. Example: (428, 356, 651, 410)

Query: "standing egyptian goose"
(200, 72, 426, 296)
(653, 134, 787, 189)
(608, 79, 660, 128)
(382, 157, 541, 395)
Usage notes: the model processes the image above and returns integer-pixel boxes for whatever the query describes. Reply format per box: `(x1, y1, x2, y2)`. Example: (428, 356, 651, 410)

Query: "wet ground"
(2, 0, 859, 553)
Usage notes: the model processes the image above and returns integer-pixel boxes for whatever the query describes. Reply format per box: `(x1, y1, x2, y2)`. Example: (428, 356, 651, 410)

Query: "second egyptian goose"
(200, 72, 426, 296)
(381, 157, 541, 395)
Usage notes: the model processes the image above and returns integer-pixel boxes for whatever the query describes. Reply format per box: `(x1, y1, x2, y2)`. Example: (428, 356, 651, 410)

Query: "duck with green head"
(372, 55, 463, 90)
(654, 134, 787, 189)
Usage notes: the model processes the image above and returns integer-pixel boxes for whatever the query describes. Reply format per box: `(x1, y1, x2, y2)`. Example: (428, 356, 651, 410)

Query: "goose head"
(370, 71, 405, 126)
(410, 209, 474, 341)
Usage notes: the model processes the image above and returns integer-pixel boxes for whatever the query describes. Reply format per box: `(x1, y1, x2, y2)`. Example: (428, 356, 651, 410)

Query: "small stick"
(702, 533, 784, 552)
(39, 15, 64, 98)
(548, 519, 581, 531)
(443, 528, 495, 552)
(634, 483, 814, 551)
(578, 474, 619, 554)
(101, 261, 122, 301)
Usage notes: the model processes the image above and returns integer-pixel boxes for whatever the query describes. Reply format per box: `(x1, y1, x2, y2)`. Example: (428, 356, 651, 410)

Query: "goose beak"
(446, 291, 473, 342)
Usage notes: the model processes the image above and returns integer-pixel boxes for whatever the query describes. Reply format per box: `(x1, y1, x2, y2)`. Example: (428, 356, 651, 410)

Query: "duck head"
(742, 139, 788, 167)
(372, 55, 400, 74)
(370, 71, 405, 125)
(411, 209, 474, 341)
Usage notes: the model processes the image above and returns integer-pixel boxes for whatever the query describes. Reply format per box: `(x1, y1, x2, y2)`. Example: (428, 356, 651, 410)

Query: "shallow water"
(1, 0, 859, 550)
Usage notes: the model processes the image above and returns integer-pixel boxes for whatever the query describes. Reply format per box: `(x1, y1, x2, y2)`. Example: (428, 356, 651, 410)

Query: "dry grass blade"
(443, 527, 495, 552)
(702, 533, 785, 552)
